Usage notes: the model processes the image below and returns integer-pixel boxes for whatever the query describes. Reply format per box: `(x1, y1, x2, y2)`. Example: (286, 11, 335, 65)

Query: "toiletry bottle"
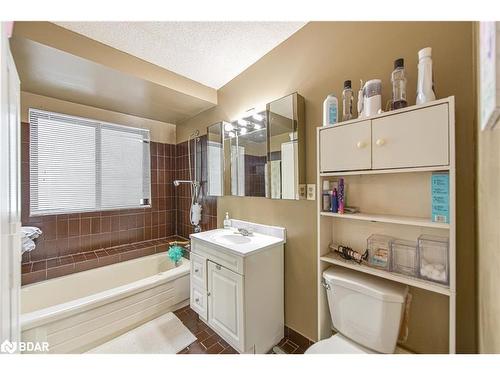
(323, 94, 338, 126)
(391, 58, 407, 109)
(223, 212, 231, 229)
(338, 178, 345, 214)
(342, 80, 354, 121)
(331, 188, 338, 213)
(357, 79, 364, 118)
(322, 180, 331, 211)
(416, 47, 436, 105)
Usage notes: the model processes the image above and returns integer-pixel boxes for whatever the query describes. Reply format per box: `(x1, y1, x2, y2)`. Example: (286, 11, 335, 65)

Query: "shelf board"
(319, 211, 450, 229)
(320, 252, 451, 296)
(317, 97, 454, 130)
(319, 165, 450, 177)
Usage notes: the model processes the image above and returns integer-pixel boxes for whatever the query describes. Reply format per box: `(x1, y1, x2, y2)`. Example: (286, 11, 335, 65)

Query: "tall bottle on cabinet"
(416, 47, 436, 105)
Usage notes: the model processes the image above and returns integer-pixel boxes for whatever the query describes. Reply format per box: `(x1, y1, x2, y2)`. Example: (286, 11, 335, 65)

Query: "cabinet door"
(207, 261, 244, 350)
(319, 120, 371, 172)
(372, 104, 449, 169)
(190, 283, 207, 320)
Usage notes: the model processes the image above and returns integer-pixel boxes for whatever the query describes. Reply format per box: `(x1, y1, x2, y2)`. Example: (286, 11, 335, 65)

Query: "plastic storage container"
(367, 234, 393, 270)
(391, 239, 418, 276)
(417, 235, 449, 284)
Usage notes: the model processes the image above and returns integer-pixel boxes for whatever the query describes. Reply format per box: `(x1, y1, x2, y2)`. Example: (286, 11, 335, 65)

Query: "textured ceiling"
(53, 22, 306, 89)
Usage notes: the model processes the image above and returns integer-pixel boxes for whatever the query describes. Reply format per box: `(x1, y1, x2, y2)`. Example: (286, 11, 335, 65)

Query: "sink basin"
(190, 226, 285, 256)
(212, 234, 252, 246)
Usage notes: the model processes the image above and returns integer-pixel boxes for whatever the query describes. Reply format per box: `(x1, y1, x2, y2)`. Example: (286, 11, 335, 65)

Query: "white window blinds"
(29, 109, 151, 216)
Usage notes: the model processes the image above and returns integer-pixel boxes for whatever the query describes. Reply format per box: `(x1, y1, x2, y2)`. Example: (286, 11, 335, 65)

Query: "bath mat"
(86, 312, 196, 354)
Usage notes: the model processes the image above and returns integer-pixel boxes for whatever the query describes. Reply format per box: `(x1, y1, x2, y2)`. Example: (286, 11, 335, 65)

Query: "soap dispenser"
(223, 212, 231, 229)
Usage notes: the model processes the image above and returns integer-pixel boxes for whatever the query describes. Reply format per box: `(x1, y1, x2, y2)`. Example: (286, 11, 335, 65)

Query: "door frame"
(0, 21, 21, 350)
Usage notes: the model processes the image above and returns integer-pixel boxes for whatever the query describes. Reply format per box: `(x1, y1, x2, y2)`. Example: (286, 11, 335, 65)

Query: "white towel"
(22, 237, 36, 254)
(21, 226, 42, 240)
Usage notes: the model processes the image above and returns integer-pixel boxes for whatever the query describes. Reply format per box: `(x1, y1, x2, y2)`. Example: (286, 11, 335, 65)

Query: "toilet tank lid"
(323, 267, 408, 303)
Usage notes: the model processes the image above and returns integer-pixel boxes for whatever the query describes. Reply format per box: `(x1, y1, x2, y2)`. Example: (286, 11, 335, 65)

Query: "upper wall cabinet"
(371, 104, 449, 170)
(319, 120, 371, 172)
(207, 92, 306, 200)
(319, 101, 450, 173)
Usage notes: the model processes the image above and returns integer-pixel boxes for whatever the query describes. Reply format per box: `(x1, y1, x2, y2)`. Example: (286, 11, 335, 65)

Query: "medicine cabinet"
(206, 92, 305, 200)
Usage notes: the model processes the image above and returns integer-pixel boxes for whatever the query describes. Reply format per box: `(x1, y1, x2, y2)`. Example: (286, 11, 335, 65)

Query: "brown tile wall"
(175, 135, 217, 238)
(21, 122, 218, 285)
(244, 154, 267, 197)
(21, 237, 184, 285)
(21, 122, 176, 264)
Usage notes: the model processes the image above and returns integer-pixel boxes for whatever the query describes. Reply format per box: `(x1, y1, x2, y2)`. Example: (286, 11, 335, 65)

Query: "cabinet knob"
(376, 138, 386, 146)
(356, 141, 366, 149)
(207, 292, 211, 296)
(216, 264, 221, 270)
(194, 268, 199, 273)
(195, 298, 199, 302)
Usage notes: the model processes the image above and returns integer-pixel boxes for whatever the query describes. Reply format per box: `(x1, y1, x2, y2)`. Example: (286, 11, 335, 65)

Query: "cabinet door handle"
(356, 141, 366, 149)
(375, 138, 386, 146)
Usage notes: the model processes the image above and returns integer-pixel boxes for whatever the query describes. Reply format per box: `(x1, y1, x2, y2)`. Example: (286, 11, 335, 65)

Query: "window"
(29, 109, 151, 216)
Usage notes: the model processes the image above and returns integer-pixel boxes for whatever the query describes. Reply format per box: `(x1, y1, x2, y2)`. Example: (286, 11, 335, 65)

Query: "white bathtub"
(21, 253, 190, 354)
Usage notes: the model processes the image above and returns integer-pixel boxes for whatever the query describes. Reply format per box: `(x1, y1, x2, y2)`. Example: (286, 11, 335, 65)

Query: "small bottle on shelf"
(322, 180, 331, 211)
(223, 212, 231, 229)
(331, 188, 338, 213)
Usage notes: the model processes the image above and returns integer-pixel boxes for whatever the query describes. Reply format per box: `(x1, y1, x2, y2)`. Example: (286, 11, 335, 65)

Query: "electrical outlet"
(299, 184, 307, 199)
(306, 184, 316, 201)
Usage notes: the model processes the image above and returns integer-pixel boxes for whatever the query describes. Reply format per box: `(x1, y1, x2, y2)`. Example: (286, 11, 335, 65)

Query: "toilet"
(306, 267, 408, 354)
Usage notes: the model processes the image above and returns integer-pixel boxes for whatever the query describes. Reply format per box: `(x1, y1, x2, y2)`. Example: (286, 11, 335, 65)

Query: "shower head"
(173, 180, 193, 187)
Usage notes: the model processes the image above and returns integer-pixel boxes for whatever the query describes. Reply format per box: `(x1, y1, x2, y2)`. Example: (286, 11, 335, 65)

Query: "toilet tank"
(323, 267, 408, 353)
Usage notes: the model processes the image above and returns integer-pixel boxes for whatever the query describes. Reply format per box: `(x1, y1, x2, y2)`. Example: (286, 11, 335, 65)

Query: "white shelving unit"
(316, 97, 456, 353)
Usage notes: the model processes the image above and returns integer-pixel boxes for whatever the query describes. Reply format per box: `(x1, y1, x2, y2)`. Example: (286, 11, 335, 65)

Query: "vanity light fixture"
(228, 131, 236, 138)
(252, 113, 263, 121)
(254, 123, 262, 130)
(224, 123, 234, 132)
(240, 128, 247, 135)
(238, 119, 248, 127)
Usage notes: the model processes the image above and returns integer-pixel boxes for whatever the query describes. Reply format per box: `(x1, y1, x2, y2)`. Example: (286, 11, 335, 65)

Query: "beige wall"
(178, 21, 476, 352)
(476, 23, 500, 353)
(21, 91, 176, 144)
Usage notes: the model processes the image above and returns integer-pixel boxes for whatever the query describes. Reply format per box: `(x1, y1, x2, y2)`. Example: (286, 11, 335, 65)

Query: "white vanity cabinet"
(207, 261, 244, 348)
(189, 223, 285, 354)
(319, 102, 450, 173)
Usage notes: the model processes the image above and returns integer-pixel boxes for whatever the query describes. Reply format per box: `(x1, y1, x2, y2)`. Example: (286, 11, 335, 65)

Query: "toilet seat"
(305, 334, 377, 354)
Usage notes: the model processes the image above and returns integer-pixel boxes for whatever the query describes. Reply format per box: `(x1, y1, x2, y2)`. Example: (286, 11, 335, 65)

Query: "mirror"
(206, 92, 305, 200)
(267, 93, 305, 199)
(223, 111, 267, 197)
(207, 122, 224, 196)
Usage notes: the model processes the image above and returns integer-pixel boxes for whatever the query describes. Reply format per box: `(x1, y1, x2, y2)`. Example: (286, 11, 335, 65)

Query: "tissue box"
(431, 173, 449, 224)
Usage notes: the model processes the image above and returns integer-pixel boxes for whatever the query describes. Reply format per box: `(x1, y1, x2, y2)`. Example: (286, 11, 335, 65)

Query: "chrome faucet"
(237, 228, 252, 236)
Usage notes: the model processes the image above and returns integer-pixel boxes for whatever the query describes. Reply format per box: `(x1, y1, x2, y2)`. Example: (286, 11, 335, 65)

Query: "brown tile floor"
(174, 305, 312, 354)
